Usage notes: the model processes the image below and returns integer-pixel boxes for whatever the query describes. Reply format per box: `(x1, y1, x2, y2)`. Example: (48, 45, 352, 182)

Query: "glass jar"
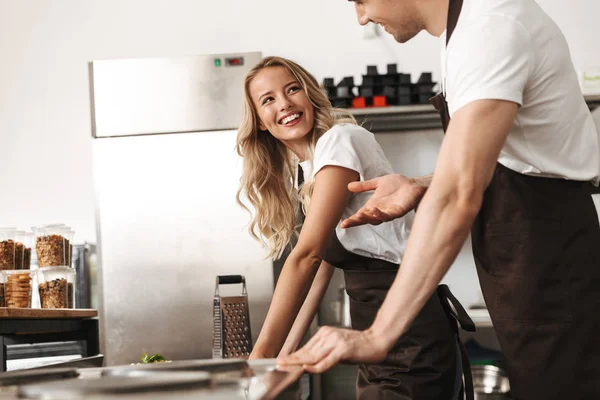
(32, 225, 72, 268)
(3, 270, 33, 308)
(37, 266, 70, 309)
(0, 228, 17, 271)
(66, 268, 77, 308)
(14, 231, 33, 270)
(0, 272, 5, 307)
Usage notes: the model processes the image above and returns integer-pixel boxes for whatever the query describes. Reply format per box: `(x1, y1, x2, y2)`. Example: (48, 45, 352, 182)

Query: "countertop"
(0, 359, 305, 400)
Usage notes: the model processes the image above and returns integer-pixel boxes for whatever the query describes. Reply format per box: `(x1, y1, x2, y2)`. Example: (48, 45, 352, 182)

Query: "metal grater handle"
(215, 275, 247, 296)
(217, 275, 244, 284)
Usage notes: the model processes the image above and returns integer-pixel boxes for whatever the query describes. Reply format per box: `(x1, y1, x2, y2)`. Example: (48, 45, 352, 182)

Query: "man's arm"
(279, 99, 516, 372)
(370, 99, 516, 347)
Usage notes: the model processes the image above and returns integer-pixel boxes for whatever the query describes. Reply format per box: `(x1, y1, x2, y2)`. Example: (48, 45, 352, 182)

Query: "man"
(279, 0, 600, 399)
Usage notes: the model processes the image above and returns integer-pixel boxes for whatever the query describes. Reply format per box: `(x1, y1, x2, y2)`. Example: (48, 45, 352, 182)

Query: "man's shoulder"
(456, 0, 548, 39)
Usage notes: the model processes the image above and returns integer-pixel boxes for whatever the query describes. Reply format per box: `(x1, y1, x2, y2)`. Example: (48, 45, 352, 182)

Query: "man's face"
(350, 0, 424, 43)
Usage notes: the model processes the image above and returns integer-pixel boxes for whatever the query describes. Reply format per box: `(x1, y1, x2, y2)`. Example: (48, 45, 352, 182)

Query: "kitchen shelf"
(350, 104, 441, 133)
(349, 95, 600, 133)
(0, 308, 97, 319)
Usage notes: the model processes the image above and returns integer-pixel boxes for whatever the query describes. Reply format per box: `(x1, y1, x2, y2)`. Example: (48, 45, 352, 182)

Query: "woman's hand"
(248, 349, 268, 360)
(341, 174, 426, 228)
(276, 326, 389, 373)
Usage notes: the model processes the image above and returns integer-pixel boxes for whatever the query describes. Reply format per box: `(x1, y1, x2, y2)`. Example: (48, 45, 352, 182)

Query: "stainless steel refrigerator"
(88, 52, 275, 366)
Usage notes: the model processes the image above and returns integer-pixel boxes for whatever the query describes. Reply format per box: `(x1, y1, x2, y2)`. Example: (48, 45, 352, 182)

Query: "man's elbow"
(452, 178, 485, 221)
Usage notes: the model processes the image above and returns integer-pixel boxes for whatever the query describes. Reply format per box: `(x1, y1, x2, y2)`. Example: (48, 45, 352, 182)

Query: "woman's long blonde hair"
(236, 56, 356, 259)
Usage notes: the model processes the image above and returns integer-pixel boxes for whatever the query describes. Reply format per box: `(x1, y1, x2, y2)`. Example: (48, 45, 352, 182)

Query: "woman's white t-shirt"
(299, 123, 413, 265)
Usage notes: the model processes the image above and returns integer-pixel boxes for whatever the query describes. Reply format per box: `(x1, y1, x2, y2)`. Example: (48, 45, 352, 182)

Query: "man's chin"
(392, 31, 419, 44)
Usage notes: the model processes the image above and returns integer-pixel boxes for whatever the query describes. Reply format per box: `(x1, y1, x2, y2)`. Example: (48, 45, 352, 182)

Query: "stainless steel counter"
(0, 359, 304, 400)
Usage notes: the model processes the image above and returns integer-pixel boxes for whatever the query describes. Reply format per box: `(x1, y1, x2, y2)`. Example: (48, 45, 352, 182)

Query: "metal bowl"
(472, 365, 510, 395)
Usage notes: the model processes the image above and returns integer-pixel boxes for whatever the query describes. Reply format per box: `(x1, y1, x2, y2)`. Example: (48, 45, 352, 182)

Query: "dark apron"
(322, 233, 475, 400)
(430, 1, 600, 397)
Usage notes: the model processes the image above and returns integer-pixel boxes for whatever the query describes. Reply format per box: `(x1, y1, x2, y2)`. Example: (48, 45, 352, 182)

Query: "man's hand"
(276, 326, 389, 374)
(341, 174, 426, 228)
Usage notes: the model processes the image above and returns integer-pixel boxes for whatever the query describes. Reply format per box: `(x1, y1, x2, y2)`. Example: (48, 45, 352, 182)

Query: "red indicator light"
(225, 57, 244, 66)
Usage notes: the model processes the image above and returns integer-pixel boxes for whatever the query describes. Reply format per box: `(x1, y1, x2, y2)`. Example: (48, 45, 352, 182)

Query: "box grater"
(212, 275, 253, 359)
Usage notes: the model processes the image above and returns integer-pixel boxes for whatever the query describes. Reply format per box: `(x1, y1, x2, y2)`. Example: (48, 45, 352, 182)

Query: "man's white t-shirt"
(441, 0, 600, 184)
(299, 123, 412, 265)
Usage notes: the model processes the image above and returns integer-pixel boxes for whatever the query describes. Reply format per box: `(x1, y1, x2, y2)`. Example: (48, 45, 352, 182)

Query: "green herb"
(141, 352, 167, 364)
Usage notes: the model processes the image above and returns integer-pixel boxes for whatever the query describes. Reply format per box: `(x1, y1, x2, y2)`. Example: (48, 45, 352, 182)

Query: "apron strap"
(447, 0, 464, 46)
(437, 284, 475, 400)
(458, 343, 474, 400)
(437, 284, 476, 332)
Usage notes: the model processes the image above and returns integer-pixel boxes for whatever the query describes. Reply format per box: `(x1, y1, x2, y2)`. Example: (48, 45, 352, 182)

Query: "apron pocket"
(348, 297, 380, 331)
(483, 219, 570, 322)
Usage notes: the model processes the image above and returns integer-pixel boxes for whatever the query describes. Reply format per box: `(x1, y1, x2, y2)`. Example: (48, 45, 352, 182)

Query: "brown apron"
(430, 1, 600, 397)
(322, 233, 475, 400)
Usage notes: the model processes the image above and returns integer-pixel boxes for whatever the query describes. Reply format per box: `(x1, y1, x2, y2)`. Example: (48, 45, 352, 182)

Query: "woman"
(236, 56, 463, 399)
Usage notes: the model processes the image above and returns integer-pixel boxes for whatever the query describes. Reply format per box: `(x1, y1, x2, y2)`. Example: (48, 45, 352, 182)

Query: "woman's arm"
(279, 260, 335, 357)
(250, 166, 359, 359)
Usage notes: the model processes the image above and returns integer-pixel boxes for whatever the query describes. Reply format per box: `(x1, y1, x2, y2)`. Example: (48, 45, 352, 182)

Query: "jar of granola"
(37, 266, 70, 309)
(14, 231, 33, 270)
(66, 267, 76, 308)
(33, 225, 71, 267)
(0, 228, 16, 271)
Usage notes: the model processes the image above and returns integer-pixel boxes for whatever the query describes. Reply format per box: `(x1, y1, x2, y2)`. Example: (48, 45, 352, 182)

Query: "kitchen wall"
(1, 0, 599, 306)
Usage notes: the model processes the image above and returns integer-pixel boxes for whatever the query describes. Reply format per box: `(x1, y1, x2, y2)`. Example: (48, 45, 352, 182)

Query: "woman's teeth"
(280, 113, 301, 125)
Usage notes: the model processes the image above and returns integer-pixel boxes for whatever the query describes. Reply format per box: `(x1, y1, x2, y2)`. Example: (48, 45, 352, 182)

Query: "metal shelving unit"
(349, 95, 600, 133)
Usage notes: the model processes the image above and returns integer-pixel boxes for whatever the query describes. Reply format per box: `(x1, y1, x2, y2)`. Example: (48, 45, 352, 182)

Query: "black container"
(382, 86, 398, 105)
(398, 96, 412, 105)
(397, 86, 411, 97)
(337, 86, 353, 98)
(358, 86, 375, 97)
(382, 75, 397, 86)
(366, 65, 379, 76)
(361, 75, 376, 87)
(322, 78, 336, 99)
(417, 72, 433, 83)
(398, 73, 412, 85)
(412, 83, 437, 94)
(332, 98, 353, 108)
(414, 92, 436, 104)
(338, 76, 355, 87)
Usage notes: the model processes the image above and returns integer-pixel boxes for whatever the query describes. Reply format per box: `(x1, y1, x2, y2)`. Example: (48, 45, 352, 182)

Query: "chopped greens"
(141, 352, 168, 364)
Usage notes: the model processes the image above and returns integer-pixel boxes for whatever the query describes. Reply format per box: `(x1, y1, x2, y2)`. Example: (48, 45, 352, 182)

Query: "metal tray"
(18, 372, 211, 398)
(0, 367, 79, 386)
(101, 358, 249, 378)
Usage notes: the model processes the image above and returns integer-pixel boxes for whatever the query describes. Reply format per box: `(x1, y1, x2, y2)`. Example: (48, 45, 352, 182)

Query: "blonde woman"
(236, 56, 463, 399)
